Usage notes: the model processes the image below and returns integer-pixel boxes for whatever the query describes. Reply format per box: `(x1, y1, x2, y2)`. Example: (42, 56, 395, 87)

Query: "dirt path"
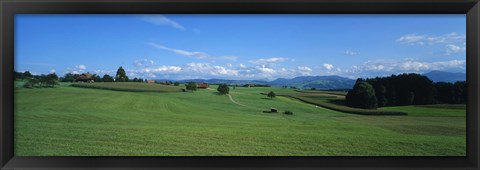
(228, 94, 249, 108)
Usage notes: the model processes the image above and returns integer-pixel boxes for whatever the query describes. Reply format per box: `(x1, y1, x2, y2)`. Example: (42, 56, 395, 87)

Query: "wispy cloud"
(397, 32, 465, 45)
(22, 62, 54, 67)
(149, 43, 208, 59)
(353, 58, 465, 74)
(139, 15, 185, 30)
(297, 66, 313, 75)
(186, 62, 238, 76)
(148, 42, 238, 61)
(345, 50, 358, 56)
(445, 44, 466, 55)
(75, 65, 86, 70)
(249, 57, 289, 65)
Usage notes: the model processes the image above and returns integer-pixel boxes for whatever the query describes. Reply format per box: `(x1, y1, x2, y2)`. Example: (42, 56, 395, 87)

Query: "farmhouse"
(197, 82, 209, 89)
(75, 73, 94, 83)
(147, 80, 155, 84)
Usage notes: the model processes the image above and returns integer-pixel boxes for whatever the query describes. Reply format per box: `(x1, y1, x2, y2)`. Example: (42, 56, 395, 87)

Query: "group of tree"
(345, 73, 467, 109)
(14, 71, 33, 80)
(18, 72, 59, 88)
(58, 67, 146, 83)
(185, 82, 198, 91)
(158, 81, 180, 86)
(217, 84, 230, 95)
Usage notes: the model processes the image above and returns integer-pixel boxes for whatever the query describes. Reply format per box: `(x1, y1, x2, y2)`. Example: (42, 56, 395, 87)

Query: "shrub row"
(262, 92, 407, 116)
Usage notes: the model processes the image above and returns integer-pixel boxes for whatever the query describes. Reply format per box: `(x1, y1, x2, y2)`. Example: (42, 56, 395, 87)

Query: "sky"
(15, 14, 466, 81)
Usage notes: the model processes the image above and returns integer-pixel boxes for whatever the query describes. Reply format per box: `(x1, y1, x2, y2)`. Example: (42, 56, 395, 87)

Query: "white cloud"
(397, 32, 466, 45)
(239, 64, 247, 68)
(323, 64, 334, 70)
(345, 50, 358, 56)
(75, 65, 86, 70)
(50, 69, 56, 73)
(186, 63, 238, 76)
(256, 65, 276, 74)
(249, 57, 289, 65)
(134, 59, 156, 67)
(297, 66, 312, 75)
(359, 58, 465, 73)
(139, 15, 185, 30)
(142, 66, 182, 73)
(445, 44, 466, 55)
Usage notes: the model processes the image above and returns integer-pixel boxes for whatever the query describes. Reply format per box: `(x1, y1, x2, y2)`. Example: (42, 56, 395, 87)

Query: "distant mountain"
(156, 75, 356, 90)
(176, 79, 270, 85)
(423, 71, 466, 83)
(270, 75, 355, 90)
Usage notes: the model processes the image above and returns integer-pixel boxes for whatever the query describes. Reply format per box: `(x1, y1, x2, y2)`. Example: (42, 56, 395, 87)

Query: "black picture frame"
(1, 0, 479, 169)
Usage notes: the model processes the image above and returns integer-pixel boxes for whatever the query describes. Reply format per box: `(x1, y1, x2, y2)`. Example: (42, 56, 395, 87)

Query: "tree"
(92, 74, 102, 82)
(174, 82, 180, 86)
(345, 81, 378, 109)
(15, 71, 25, 80)
(115, 66, 128, 82)
(23, 71, 32, 79)
(267, 91, 276, 99)
(102, 74, 114, 82)
(435, 82, 454, 103)
(61, 73, 75, 82)
(185, 82, 197, 91)
(453, 81, 466, 104)
(217, 84, 230, 95)
(376, 85, 388, 107)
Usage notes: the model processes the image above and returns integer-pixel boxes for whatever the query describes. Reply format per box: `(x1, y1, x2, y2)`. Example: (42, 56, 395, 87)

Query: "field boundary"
(262, 93, 407, 116)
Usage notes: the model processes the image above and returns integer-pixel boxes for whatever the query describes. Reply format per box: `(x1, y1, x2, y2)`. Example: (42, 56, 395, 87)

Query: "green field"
(14, 82, 466, 156)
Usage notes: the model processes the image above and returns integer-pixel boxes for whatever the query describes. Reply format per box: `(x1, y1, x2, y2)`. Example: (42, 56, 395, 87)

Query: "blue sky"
(15, 14, 466, 80)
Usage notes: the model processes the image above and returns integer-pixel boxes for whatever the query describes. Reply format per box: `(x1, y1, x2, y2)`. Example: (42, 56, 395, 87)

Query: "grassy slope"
(15, 84, 465, 156)
(70, 82, 183, 92)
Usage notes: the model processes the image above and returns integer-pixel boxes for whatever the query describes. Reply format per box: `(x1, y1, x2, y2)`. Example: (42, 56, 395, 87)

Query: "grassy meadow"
(14, 82, 466, 156)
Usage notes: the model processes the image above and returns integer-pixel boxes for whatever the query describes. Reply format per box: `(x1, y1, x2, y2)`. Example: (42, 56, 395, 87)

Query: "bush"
(185, 82, 197, 91)
(217, 84, 229, 95)
(23, 82, 33, 88)
(283, 110, 293, 115)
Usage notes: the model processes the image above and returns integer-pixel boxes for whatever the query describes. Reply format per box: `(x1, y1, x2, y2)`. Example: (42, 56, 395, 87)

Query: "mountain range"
(422, 70, 466, 83)
(155, 70, 466, 90)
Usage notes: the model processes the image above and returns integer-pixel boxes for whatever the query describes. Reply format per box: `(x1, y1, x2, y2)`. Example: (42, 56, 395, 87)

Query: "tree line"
(346, 73, 466, 109)
(15, 71, 59, 88)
